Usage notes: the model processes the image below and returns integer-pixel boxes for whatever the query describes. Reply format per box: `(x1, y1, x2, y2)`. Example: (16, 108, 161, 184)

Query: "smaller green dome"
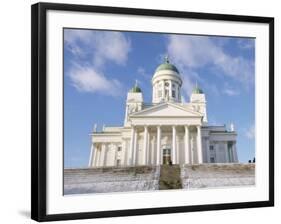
(130, 86, 142, 93)
(155, 56, 179, 73)
(192, 83, 203, 94)
(130, 80, 142, 93)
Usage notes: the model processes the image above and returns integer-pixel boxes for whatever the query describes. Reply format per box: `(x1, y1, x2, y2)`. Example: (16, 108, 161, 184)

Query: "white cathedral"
(88, 57, 238, 167)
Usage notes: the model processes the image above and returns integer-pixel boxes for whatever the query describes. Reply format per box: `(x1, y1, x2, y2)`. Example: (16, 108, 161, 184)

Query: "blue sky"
(64, 28, 255, 168)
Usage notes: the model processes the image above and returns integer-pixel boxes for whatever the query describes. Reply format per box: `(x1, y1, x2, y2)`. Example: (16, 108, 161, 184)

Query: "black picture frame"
(31, 2, 274, 222)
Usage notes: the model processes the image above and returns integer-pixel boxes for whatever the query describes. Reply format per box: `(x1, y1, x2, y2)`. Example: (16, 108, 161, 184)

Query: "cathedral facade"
(88, 57, 238, 167)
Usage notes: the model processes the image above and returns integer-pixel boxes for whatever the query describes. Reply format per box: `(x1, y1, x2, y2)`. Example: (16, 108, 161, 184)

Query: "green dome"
(192, 86, 203, 94)
(156, 63, 179, 73)
(130, 86, 142, 93)
(130, 80, 142, 93)
(155, 56, 179, 73)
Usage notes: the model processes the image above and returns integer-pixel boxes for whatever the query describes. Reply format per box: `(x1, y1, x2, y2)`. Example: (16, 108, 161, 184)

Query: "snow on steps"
(64, 166, 160, 195)
(180, 163, 255, 189)
(64, 164, 255, 195)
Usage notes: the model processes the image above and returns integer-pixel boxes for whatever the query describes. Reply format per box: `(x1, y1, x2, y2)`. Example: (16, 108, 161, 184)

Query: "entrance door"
(163, 148, 171, 165)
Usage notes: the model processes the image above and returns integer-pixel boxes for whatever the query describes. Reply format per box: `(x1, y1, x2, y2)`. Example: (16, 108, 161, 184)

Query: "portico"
(128, 123, 203, 166)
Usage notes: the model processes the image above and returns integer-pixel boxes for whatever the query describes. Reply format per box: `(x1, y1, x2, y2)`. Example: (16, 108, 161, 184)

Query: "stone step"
(64, 164, 255, 194)
(159, 165, 182, 190)
(64, 166, 161, 194)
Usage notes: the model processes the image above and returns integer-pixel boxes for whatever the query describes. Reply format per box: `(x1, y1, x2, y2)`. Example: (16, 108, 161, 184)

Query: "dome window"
(172, 90, 176, 98)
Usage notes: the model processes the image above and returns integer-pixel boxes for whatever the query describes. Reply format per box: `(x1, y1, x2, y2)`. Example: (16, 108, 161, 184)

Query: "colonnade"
(129, 125, 203, 165)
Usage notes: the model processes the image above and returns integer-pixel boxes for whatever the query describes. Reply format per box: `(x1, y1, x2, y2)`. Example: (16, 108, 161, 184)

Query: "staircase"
(159, 165, 182, 190)
(64, 164, 255, 195)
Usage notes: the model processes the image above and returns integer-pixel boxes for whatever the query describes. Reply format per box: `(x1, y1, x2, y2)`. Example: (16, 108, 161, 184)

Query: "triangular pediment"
(130, 102, 202, 117)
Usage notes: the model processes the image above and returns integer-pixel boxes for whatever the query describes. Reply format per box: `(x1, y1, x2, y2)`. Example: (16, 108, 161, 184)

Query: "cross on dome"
(164, 55, 170, 63)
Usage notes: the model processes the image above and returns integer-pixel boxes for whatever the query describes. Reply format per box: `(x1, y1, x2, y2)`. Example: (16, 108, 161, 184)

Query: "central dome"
(155, 56, 179, 74)
(152, 56, 182, 104)
(155, 62, 179, 73)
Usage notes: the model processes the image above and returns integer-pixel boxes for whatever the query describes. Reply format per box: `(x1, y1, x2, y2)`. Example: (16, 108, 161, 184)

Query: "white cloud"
(237, 39, 255, 50)
(167, 35, 254, 87)
(223, 88, 240, 96)
(64, 29, 131, 95)
(64, 29, 131, 67)
(137, 66, 148, 78)
(223, 83, 240, 96)
(245, 124, 255, 139)
(69, 64, 122, 96)
(181, 70, 196, 96)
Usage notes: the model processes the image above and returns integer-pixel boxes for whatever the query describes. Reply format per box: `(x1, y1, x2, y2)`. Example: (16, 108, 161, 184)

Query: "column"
(151, 136, 155, 165)
(172, 126, 176, 164)
(162, 80, 165, 101)
(97, 147, 101, 167)
(176, 135, 180, 164)
(121, 140, 126, 166)
(156, 126, 161, 165)
(99, 144, 106, 167)
(191, 136, 194, 164)
(103, 143, 108, 167)
(114, 144, 118, 166)
(92, 144, 99, 167)
(227, 142, 233, 163)
(147, 128, 150, 164)
(169, 80, 173, 100)
(175, 84, 178, 102)
(206, 138, 210, 163)
(197, 126, 203, 164)
(129, 126, 135, 166)
(184, 126, 190, 164)
(133, 128, 138, 165)
(233, 141, 238, 162)
(143, 126, 148, 165)
(88, 143, 94, 167)
(224, 142, 229, 163)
